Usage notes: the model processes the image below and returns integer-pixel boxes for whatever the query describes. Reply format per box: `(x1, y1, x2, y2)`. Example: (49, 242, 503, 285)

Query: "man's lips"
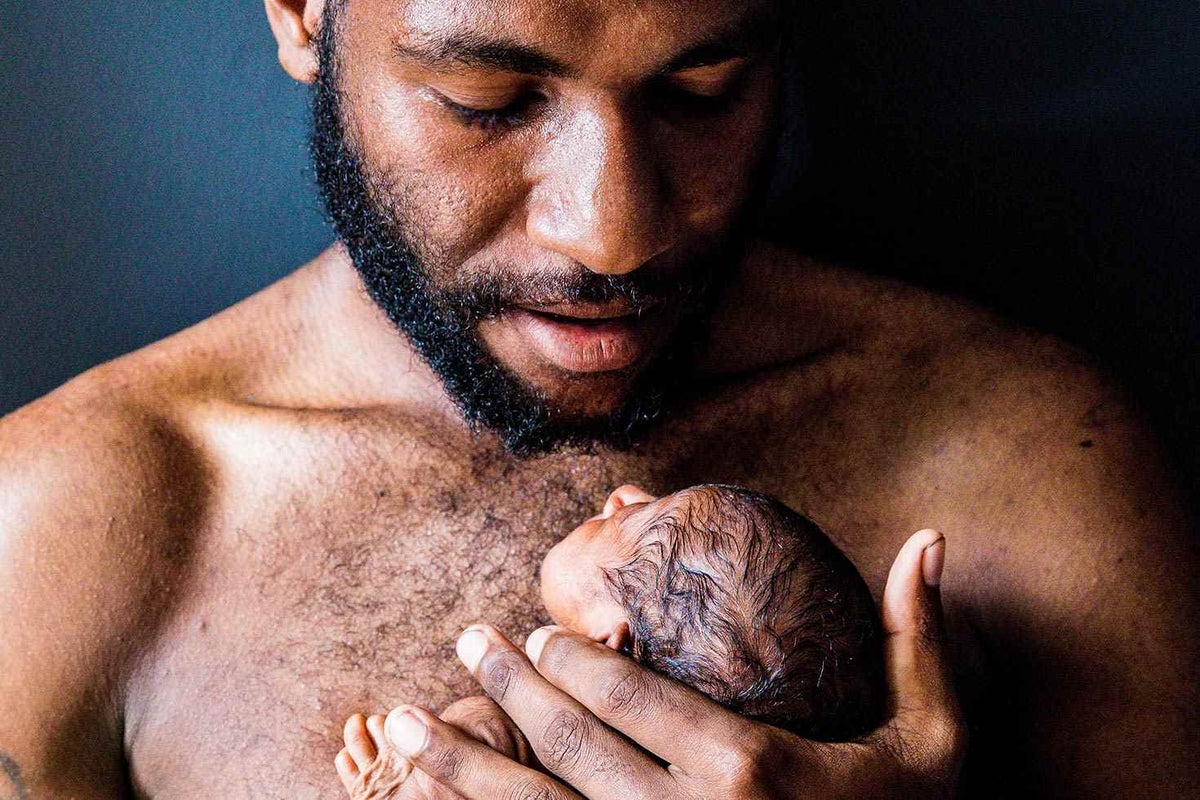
(516, 299, 660, 321)
(505, 303, 664, 374)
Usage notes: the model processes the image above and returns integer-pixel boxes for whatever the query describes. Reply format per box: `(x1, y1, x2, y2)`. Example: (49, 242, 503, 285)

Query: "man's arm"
(0, 384, 204, 798)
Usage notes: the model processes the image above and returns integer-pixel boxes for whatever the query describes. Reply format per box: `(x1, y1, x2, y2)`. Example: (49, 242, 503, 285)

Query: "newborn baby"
(337, 484, 885, 796)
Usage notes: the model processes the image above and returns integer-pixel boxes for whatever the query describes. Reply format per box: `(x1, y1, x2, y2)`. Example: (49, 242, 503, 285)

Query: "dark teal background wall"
(0, 3, 329, 414)
(2, 2, 1197, 480)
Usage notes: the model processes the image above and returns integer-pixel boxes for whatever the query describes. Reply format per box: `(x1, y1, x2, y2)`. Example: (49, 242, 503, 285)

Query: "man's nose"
(525, 104, 677, 276)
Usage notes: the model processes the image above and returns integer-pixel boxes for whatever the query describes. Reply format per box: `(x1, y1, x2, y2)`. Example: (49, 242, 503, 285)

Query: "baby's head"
(540, 484, 885, 741)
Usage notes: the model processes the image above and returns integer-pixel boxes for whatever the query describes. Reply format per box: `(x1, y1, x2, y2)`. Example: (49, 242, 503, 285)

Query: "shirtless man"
(0, 0, 1195, 797)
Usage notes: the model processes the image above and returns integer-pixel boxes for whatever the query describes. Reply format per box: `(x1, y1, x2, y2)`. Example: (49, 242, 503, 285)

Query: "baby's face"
(540, 485, 667, 647)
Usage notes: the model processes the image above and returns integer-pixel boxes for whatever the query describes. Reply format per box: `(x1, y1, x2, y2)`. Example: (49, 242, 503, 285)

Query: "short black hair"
(603, 485, 885, 741)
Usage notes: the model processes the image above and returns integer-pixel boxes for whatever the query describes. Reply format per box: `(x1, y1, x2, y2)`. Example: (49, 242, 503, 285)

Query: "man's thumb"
(871, 530, 966, 800)
(879, 529, 959, 726)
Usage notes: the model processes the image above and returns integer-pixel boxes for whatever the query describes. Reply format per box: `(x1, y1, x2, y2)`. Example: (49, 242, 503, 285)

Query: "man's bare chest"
(126, 370, 905, 797)
(126, 464, 606, 796)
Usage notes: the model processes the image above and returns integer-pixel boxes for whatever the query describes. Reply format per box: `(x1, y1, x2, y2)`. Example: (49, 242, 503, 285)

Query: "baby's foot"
(335, 713, 413, 799)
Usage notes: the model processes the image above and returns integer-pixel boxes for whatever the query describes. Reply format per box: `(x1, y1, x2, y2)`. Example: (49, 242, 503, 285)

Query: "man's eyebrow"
(392, 9, 779, 79)
(658, 9, 780, 74)
(393, 32, 575, 78)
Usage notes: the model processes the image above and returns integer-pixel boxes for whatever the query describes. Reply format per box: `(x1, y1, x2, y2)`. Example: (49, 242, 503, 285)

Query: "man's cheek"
(673, 137, 772, 231)
(365, 154, 527, 278)
(421, 190, 525, 281)
(672, 89, 779, 226)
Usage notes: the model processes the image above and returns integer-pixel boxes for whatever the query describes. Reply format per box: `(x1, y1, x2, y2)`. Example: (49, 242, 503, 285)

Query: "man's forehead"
(383, 0, 776, 76)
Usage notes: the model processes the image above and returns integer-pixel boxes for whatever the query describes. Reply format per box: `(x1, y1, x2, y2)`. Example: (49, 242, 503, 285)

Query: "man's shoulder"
(1, 280, 244, 518)
(842, 270, 1197, 610)
(752, 243, 1191, 564)
(0, 363, 209, 581)
(0, 248, 446, 556)
(745, 240, 1130, 431)
(0, 374, 206, 758)
(0, 256, 296, 597)
(0, 335, 229, 782)
(890, 290, 1126, 444)
(0, 247, 356, 494)
(895, 290, 1147, 484)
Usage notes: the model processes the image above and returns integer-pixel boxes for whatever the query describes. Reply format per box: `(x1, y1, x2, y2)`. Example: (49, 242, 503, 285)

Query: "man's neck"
(696, 240, 861, 379)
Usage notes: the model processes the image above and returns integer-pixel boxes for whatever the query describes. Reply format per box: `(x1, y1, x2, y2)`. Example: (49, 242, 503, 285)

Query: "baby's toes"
(335, 748, 360, 794)
(366, 714, 389, 752)
(344, 713, 379, 771)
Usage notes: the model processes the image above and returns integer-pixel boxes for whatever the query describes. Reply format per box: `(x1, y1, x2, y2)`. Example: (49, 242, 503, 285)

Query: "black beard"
(308, 15, 755, 457)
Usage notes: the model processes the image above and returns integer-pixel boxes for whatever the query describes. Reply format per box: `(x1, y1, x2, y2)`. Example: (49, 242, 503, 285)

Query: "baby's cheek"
(538, 549, 578, 628)
(538, 574, 570, 627)
(540, 524, 629, 635)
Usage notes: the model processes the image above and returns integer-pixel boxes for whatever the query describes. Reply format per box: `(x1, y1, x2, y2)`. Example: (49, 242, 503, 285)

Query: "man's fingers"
(439, 696, 533, 765)
(523, 625, 763, 778)
(880, 529, 956, 716)
(455, 626, 672, 798)
(385, 705, 581, 800)
(875, 530, 965, 765)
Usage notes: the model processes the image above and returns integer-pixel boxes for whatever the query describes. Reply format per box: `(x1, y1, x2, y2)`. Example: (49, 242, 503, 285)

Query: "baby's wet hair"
(602, 485, 884, 741)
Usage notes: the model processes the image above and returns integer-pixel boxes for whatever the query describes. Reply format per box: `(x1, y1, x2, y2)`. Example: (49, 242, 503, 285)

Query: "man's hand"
(382, 529, 964, 799)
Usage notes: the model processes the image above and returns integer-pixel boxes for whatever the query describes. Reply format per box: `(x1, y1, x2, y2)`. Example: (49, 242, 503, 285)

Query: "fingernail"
(922, 537, 946, 588)
(525, 626, 554, 665)
(386, 710, 428, 757)
(457, 628, 490, 672)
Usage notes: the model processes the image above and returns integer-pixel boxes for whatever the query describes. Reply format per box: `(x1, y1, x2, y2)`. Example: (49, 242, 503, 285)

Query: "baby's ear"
(603, 621, 631, 652)
(603, 485, 655, 517)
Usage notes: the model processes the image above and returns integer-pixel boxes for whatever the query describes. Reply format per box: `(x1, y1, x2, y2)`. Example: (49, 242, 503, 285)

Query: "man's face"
(311, 0, 783, 454)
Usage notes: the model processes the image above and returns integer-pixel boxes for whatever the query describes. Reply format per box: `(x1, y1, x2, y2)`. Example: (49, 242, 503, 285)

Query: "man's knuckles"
(421, 736, 469, 786)
(501, 777, 569, 800)
(595, 664, 659, 723)
(477, 648, 527, 702)
(536, 632, 662, 725)
(527, 628, 581, 677)
(531, 629, 628, 681)
(536, 709, 592, 775)
(712, 728, 796, 797)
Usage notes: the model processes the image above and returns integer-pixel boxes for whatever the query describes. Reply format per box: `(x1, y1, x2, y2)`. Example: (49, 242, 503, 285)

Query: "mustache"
(440, 262, 718, 324)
